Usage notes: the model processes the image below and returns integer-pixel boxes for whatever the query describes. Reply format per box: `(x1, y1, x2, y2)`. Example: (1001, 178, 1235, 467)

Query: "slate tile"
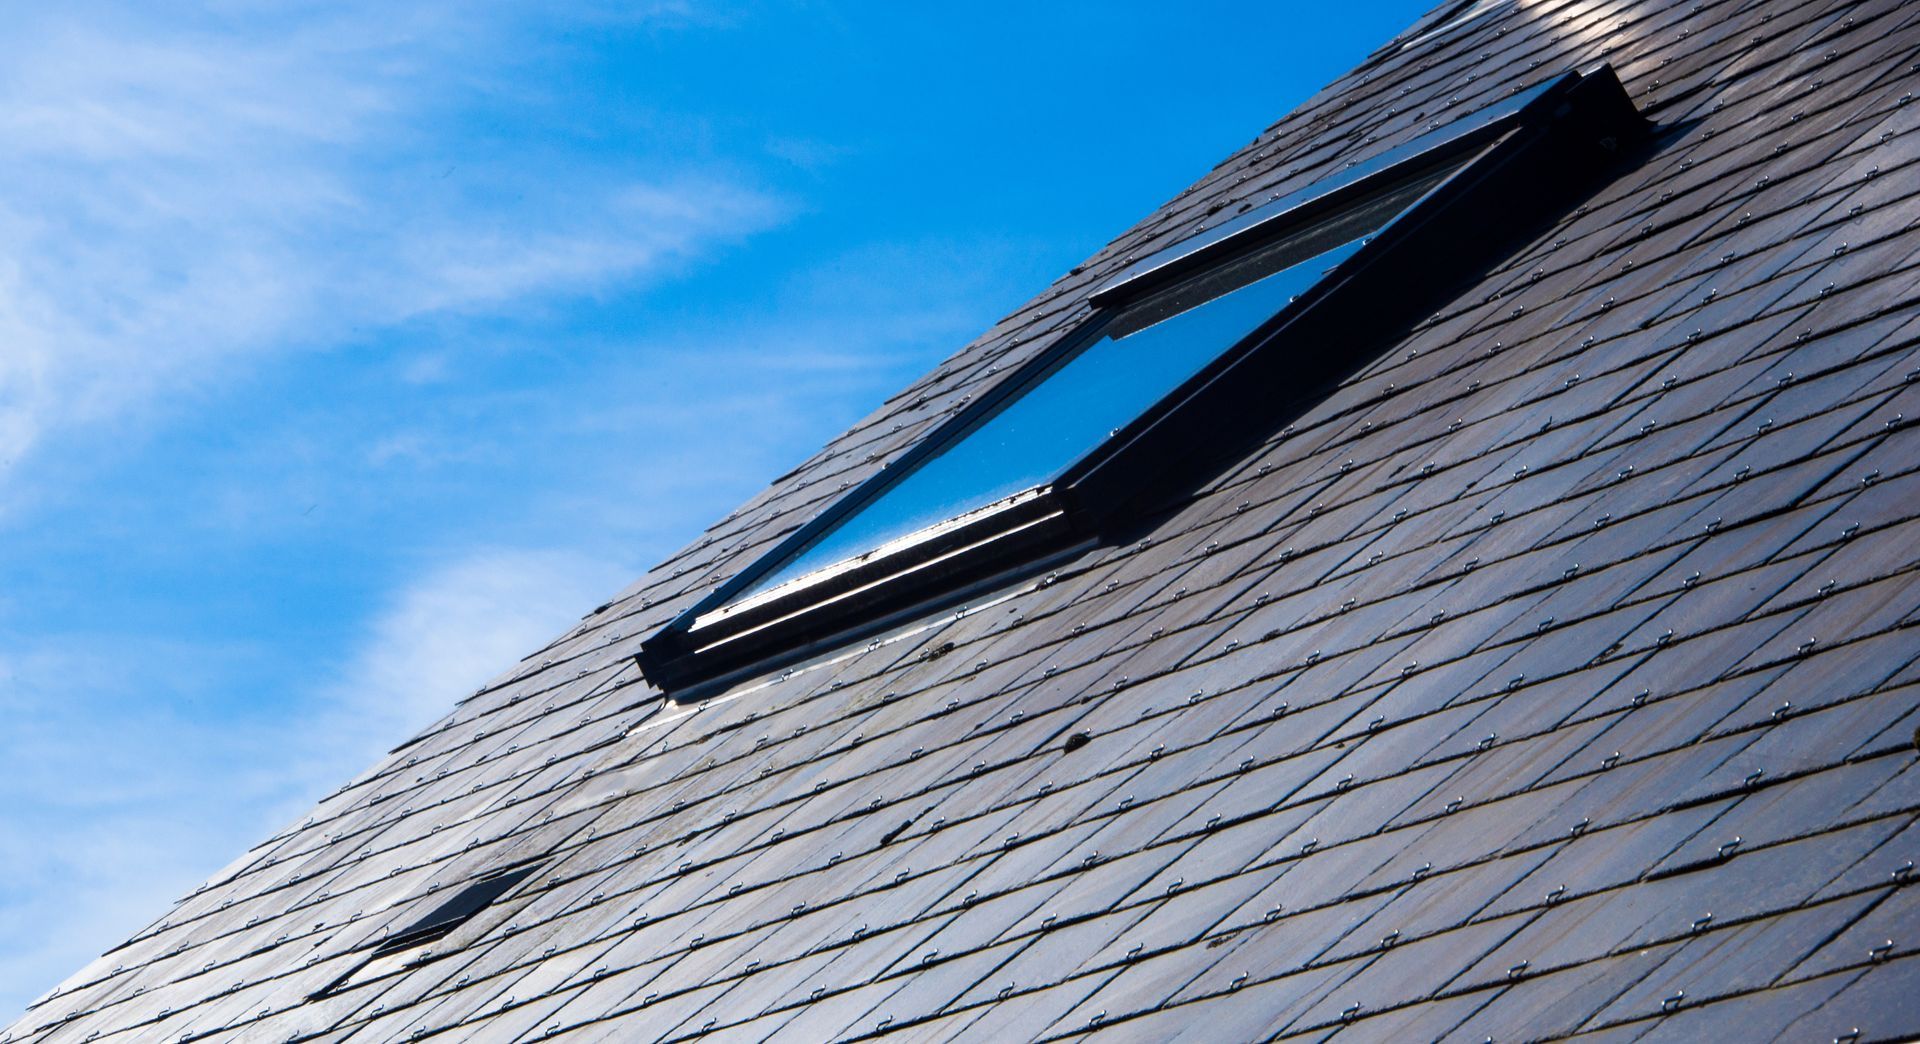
(1443, 944, 1686, 1041)
(1773, 951, 1920, 1042)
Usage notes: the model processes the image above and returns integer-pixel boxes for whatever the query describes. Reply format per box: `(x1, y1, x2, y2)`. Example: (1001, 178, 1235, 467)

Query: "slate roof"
(12, 0, 1920, 1040)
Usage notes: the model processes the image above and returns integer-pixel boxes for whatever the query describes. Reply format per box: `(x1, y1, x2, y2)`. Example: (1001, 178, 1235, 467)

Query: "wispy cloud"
(0, 216, 1043, 1017)
(307, 547, 635, 758)
(0, 0, 1071, 1023)
(0, 635, 292, 1015)
(0, 2, 785, 480)
(0, 546, 632, 1017)
(0, 0, 775, 1017)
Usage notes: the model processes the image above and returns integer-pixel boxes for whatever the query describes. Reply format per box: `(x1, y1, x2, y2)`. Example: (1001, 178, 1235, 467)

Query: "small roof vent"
(311, 863, 541, 999)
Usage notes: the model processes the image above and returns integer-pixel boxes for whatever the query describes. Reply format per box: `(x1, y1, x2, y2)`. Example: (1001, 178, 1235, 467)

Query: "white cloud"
(310, 548, 634, 754)
(0, 0, 768, 1018)
(0, 2, 785, 480)
(0, 2, 1058, 1025)
(0, 637, 290, 1018)
(0, 546, 633, 1019)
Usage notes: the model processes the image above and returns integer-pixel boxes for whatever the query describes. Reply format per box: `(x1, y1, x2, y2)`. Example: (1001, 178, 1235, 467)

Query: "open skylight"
(638, 65, 1645, 696)
(735, 168, 1452, 605)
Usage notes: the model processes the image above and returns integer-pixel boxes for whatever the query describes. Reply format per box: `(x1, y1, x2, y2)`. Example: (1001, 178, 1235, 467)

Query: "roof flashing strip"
(637, 64, 1646, 699)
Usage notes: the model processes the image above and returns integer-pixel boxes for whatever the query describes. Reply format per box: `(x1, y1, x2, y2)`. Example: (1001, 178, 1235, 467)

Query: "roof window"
(639, 65, 1645, 697)
(735, 167, 1452, 605)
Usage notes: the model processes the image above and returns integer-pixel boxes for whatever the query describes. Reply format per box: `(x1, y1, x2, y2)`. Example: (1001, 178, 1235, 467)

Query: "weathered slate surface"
(11, 0, 1920, 1040)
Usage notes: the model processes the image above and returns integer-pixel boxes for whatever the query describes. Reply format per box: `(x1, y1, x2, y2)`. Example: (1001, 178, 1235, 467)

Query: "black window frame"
(639, 65, 1645, 698)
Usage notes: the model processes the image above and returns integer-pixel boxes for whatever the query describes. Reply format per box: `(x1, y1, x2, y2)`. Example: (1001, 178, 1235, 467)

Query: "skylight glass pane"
(737, 235, 1378, 599)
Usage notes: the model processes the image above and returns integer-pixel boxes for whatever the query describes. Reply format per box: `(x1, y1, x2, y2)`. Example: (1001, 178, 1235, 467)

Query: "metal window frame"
(638, 64, 1645, 698)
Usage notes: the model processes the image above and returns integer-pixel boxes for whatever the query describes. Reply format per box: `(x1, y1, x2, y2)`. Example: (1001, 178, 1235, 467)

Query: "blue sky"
(0, 0, 1434, 1015)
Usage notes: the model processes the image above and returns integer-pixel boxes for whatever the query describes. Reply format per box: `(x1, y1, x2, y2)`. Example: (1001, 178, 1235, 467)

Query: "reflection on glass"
(735, 234, 1373, 600)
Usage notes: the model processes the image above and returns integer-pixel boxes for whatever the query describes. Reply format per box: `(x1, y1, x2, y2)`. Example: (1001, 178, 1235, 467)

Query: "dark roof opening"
(310, 863, 541, 999)
(368, 864, 540, 958)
